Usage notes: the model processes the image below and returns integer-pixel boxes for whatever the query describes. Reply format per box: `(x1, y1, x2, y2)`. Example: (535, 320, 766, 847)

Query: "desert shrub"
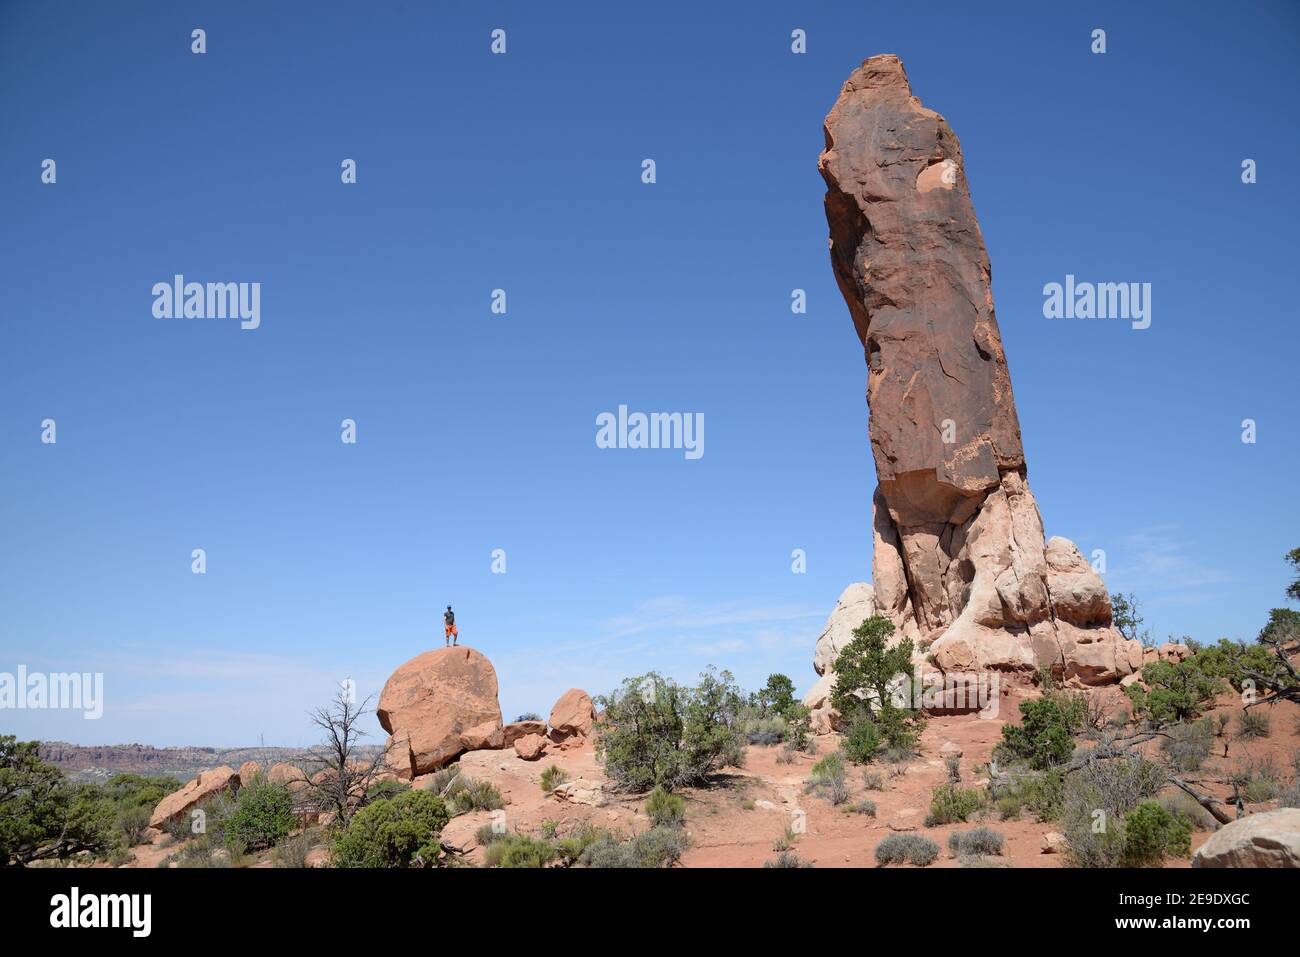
(514, 712, 542, 722)
(862, 771, 885, 791)
(645, 785, 686, 827)
(1232, 757, 1281, 803)
(994, 697, 1081, 770)
(446, 778, 504, 815)
(945, 756, 962, 784)
(845, 799, 876, 817)
(783, 703, 813, 752)
(764, 851, 813, 868)
(875, 833, 939, 867)
(1235, 710, 1271, 739)
(483, 834, 556, 868)
(104, 773, 184, 812)
(775, 749, 795, 765)
(948, 826, 1005, 857)
(552, 821, 609, 863)
(364, 779, 410, 803)
(577, 826, 688, 868)
(772, 825, 796, 852)
(805, 753, 849, 805)
(840, 709, 882, 764)
(0, 738, 118, 866)
(1125, 650, 1230, 723)
(423, 766, 462, 796)
(595, 668, 746, 793)
(992, 767, 1064, 823)
(224, 778, 296, 851)
(1160, 720, 1215, 772)
(116, 805, 152, 847)
(273, 831, 313, 868)
(830, 616, 925, 752)
(1158, 791, 1217, 830)
(743, 715, 787, 746)
(331, 790, 449, 868)
(475, 822, 508, 845)
(1061, 754, 1166, 867)
(1120, 801, 1192, 866)
(925, 784, 986, 826)
(1278, 782, 1300, 808)
(540, 765, 568, 793)
(169, 834, 228, 868)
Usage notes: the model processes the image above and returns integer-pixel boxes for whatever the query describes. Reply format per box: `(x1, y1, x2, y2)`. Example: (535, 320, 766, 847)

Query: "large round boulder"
(1193, 808, 1300, 868)
(548, 688, 595, 743)
(377, 646, 504, 778)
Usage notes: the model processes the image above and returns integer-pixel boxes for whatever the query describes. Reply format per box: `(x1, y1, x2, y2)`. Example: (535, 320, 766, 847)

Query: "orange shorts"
(445, 623, 458, 638)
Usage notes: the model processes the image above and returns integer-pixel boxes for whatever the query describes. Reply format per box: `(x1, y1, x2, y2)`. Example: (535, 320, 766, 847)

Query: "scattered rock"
(939, 741, 963, 760)
(548, 688, 596, 744)
(552, 778, 605, 807)
(513, 733, 547, 761)
(503, 720, 547, 746)
(1192, 809, 1300, 868)
(149, 766, 240, 829)
(1041, 832, 1067, 854)
(377, 646, 505, 778)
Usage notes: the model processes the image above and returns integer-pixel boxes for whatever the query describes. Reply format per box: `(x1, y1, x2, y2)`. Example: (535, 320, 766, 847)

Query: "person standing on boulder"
(443, 605, 458, 646)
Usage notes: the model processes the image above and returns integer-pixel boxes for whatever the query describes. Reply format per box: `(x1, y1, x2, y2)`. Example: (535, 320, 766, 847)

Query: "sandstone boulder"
(503, 720, 547, 746)
(818, 54, 1137, 688)
(552, 778, 605, 807)
(548, 688, 596, 743)
(1192, 809, 1300, 868)
(514, 733, 547, 761)
(378, 646, 505, 778)
(813, 583, 879, 676)
(237, 761, 263, 788)
(149, 766, 240, 829)
(1041, 832, 1067, 855)
(267, 762, 303, 786)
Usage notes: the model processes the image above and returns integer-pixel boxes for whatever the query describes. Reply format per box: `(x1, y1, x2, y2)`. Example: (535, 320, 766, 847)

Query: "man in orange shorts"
(443, 605, 458, 646)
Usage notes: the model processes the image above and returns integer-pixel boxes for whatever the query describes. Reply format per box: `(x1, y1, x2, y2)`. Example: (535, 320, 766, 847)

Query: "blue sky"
(2, 1, 1297, 746)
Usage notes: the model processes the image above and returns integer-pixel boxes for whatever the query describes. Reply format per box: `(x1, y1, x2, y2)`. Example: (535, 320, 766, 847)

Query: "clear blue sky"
(2, 1, 1297, 747)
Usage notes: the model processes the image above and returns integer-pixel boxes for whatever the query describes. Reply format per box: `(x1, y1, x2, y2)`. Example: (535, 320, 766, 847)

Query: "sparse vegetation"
(1235, 709, 1271, 739)
(594, 667, 746, 792)
(1119, 801, 1192, 866)
(645, 785, 686, 827)
(948, 826, 1005, 857)
(331, 789, 450, 868)
(805, 752, 849, 805)
(764, 850, 813, 868)
(540, 765, 568, 794)
(875, 833, 939, 867)
(925, 784, 986, 826)
(1160, 720, 1214, 772)
(223, 778, 296, 851)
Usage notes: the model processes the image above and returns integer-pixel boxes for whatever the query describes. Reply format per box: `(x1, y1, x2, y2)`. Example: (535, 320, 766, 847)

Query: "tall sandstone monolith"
(818, 55, 1140, 687)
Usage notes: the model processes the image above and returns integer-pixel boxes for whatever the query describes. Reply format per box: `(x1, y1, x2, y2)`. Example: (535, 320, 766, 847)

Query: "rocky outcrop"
(377, 646, 505, 778)
(804, 583, 879, 731)
(148, 766, 240, 829)
(503, 720, 548, 746)
(1192, 809, 1300, 868)
(237, 761, 262, 787)
(548, 688, 596, 745)
(817, 54, 1139, 686)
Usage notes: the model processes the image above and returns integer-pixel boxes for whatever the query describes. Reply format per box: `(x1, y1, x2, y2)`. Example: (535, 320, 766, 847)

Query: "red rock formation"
(148, 766, 240, 829)
(818, 55, 1139, 685)
(377, 646, 505, 777)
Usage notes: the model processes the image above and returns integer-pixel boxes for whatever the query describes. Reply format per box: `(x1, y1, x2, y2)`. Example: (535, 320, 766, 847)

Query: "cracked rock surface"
(816, 55, 1139, 691)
